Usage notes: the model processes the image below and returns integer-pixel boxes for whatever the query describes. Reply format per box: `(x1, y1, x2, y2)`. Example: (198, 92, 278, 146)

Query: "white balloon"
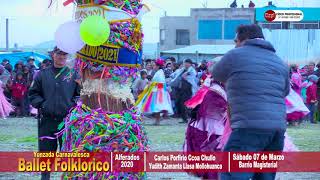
(55, 21, 85, 54)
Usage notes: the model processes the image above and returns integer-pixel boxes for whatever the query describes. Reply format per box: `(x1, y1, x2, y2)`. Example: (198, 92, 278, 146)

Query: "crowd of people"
(131, 24, 307, 179)
(289, 62, 320, 125)
(132, 57, 209, 124)
(0, 23, 317, 180)
(131, 56, 320, 127)
(0, 58, 52, 118)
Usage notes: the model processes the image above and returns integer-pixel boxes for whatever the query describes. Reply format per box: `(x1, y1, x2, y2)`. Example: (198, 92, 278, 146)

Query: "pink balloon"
(55, 21, 85, 54)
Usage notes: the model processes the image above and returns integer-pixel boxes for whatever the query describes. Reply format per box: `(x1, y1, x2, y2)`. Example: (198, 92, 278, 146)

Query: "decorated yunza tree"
(51, 0, 150, 179)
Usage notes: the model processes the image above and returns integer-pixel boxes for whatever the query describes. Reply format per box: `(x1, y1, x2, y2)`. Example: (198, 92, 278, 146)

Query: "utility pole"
(6, 18, 9, 51)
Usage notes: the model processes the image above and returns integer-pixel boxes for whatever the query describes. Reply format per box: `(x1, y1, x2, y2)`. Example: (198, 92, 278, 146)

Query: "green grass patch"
(16, 136, 38, 143)
(287, 123, 320, 151)
(145, 122, 320, 152)
(145, 125, 186, 151)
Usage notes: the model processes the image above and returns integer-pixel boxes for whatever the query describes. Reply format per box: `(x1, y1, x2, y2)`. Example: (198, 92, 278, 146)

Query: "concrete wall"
(160, 8, 255, 51)
(160, 16, 194, 51)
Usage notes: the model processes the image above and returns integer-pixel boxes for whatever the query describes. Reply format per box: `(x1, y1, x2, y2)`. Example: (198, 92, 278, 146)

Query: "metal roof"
(161, 44, 234, 55)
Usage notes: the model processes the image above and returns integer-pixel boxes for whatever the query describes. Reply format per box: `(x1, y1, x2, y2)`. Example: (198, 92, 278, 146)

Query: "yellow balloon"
(80, 16, 110, 46)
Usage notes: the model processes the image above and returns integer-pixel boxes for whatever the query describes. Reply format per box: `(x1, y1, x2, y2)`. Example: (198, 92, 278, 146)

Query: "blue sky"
(0, 0, 319, 48)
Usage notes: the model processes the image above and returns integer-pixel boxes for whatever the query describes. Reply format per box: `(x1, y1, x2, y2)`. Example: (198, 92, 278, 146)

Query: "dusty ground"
(0, 117, 319, 180)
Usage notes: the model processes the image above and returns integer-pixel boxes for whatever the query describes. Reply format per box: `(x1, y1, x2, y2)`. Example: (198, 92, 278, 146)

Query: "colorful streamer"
(75, 58, 139, 84)
(55, 102, 149, 179)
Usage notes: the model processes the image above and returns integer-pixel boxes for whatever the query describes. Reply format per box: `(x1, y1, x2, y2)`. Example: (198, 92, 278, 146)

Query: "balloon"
(80, 16, 110, 47)
(55, 21, 85, 54)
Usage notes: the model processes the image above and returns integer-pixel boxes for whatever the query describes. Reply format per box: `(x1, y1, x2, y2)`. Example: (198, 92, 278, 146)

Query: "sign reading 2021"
(77, 44, 143, 67)
(75, 4, 149, 67)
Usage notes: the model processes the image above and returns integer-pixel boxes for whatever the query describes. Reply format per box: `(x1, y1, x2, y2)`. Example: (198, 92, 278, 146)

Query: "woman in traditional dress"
(288, 65, 309, 125)
(290, 64, 303, 95)
(184, 76, 301, 179)
(135, 59, 173, 125)
(286, 87, 310, 125)
(0, 65, 14, 119)
(184, 76, 227, 179)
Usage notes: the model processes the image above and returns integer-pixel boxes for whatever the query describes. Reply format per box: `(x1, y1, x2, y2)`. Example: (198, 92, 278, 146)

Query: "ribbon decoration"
(63, 0, 75, 6)
(53, 102, 149, 179)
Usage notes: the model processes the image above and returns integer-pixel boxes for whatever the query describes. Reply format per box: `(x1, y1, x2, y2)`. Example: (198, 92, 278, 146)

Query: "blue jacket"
(211, 39, 290, 130)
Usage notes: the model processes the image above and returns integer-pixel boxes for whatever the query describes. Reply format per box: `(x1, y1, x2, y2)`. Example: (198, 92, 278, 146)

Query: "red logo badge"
(264, 10, 276, 22)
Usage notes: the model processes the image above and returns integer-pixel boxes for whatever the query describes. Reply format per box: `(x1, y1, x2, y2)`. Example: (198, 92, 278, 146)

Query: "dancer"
(136, 59, 173, 125)
(0, 65, 13, 119)
(290, 64, 303, 95)
(171, 59, 198, 123)
(288, 65, 309, 125)
(286, 87, 310, 125)
(184, 76, 227, 180)
(49, 1, 150, 179)
(183, 75, 301, 179)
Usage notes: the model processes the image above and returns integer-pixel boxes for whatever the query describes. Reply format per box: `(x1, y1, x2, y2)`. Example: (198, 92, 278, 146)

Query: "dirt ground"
(0, 117, 319, 180)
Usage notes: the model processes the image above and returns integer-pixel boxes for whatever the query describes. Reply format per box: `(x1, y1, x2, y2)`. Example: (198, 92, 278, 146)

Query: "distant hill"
(18, 41, 55, 55)
(34, 40, 55, 49)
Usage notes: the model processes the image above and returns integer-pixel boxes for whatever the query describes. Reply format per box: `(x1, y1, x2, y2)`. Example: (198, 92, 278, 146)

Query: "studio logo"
(264, 10, 304, 22)
(264, 10, 276, 22)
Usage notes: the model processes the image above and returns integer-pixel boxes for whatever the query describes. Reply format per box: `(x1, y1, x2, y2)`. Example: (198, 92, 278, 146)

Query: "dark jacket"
(211, 39, 290, 130)
(29, 66, 80, 118)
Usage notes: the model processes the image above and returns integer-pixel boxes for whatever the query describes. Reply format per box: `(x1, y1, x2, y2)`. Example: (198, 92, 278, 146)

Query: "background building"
(160, 7, 320, 64)
(256, 7, 320, 64)
(159, 8, 255, 52)
(161, 44, 234, 62)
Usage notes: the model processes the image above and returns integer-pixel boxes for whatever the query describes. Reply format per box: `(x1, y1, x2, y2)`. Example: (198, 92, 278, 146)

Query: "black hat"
(184, 59, 193, 64)
(51, 46, 68, 55)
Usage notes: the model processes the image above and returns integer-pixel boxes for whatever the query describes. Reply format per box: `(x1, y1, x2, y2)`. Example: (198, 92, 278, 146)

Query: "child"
(306, 75, 318, 123)
(132, 70, 148, 100)
(10, 72, 27, 117)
